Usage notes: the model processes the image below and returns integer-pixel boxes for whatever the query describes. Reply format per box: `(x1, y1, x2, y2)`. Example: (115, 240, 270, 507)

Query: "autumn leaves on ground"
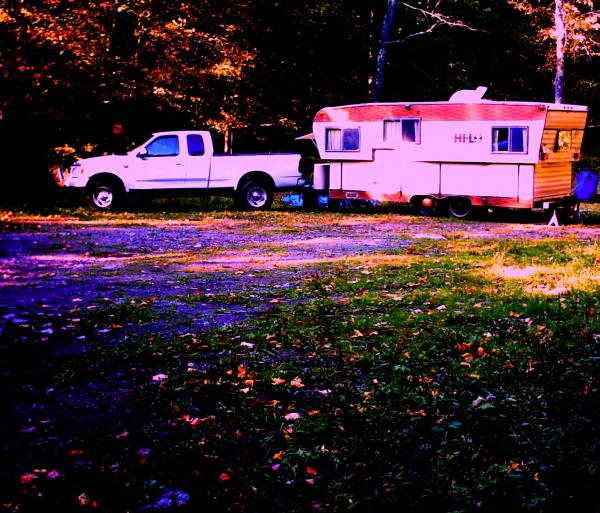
(1, 205, 599, 513)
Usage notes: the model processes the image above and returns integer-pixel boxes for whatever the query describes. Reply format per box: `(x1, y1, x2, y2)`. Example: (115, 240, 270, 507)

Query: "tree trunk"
(373, 0, 397, 102)
(554, 0, 566, 103)
(224, 128, 233, 154)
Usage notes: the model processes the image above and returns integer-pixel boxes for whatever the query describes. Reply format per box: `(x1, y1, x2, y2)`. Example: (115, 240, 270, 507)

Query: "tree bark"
(554, 0, 566, 103)
(373, 0, 398, 102)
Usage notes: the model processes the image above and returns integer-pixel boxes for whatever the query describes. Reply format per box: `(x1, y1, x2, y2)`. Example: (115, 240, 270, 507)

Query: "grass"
(1, 206, 599, 513)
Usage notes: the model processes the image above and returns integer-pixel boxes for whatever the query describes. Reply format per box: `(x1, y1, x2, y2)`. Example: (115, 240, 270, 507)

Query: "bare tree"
(509, 0, 599, 103)
(373, 1, 477, 101)
(555, 0, 567, 102)
(373, 0, 398, 102)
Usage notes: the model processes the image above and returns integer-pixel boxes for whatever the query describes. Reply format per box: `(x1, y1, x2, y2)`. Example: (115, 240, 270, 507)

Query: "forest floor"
(1, 203, 599, 512)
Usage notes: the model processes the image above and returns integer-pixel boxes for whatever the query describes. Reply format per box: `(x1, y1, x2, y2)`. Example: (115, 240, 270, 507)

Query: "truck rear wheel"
(236, 180, 273, 210)
(87, 179, 123, 210)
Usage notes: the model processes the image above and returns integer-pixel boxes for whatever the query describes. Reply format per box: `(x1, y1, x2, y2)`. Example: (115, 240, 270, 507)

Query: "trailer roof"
(314, 87, 588, 122)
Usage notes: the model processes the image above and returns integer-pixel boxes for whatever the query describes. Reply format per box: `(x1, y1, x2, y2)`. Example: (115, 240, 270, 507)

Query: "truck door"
(130, 134, 187, 189)
(184, 133, 210, 188)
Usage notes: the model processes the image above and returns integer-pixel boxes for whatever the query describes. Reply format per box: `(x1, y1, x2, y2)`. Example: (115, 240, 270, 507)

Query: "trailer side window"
(326, 128, 360, 151)
(383, 119, 421, 143)
(492, 127, 528, 153)
(555, 130, 572, 152)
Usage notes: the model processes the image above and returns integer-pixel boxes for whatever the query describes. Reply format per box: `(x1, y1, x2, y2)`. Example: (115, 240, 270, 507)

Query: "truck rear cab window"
(492, 127, 528, 153)
(187, 134, 205, 156)
(146, 135, 180, 157)
(326, 128, 360, 151)
(383, 119, 421, 143)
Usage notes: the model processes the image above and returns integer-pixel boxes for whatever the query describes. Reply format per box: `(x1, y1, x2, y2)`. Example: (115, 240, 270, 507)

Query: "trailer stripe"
(315, 104, 547, 123)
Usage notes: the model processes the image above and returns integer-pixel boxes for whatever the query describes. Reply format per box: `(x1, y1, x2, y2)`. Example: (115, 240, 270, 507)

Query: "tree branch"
(385, 21, 442, 45)
(399, 2, 480, 32)
(384, 2, 482, 46)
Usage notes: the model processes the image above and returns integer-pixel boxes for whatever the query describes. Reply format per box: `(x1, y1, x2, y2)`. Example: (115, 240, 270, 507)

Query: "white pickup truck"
(60, 130, 304, 210)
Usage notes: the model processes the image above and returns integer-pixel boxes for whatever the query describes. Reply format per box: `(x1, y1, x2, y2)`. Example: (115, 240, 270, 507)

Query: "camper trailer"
(306, 87, 589, 218)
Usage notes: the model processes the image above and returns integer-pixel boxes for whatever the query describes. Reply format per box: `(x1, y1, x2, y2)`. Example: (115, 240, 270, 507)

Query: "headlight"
(69, 163, 83, 177)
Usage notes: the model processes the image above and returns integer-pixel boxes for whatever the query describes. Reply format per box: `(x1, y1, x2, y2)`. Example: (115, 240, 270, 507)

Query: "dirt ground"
(2, 209, 600, 338)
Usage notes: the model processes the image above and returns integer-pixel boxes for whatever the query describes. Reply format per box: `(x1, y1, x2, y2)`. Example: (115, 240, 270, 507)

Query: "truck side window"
(326, 128, 360, 151)
(492, 127, 528, 153)
(187, 134, 205, 156)
(146, 135, 180, 157)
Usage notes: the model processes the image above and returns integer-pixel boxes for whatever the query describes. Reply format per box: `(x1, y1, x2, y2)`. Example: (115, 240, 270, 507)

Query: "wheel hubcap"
(247, 187, 267, 208)
(94, 187, 113, 208)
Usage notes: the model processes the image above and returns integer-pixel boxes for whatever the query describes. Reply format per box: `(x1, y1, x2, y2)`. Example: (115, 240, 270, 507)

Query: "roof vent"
(449, 86, 488, 103)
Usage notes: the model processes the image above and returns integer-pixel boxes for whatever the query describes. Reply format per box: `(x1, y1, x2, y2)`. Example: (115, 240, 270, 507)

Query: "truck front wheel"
(87, 180, 123, 210)
(236, 180, 273, 210)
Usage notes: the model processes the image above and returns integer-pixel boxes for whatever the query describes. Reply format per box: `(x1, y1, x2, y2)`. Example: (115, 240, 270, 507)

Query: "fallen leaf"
(19, 473, 37, 484)
(507, 461, 520, 472)
(290, 376, 304, 388)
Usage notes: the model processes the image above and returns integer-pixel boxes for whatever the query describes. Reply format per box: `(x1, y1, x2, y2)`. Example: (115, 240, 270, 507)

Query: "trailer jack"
(547, 202, 581, 226)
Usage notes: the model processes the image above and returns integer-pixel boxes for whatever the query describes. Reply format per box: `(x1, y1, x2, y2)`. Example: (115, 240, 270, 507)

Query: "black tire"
(236, 180, 273, 210)
(87, 179, 123, 210)
(448, 196, 472, 219)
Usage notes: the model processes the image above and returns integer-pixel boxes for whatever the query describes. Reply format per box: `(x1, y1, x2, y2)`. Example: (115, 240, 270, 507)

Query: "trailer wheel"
(236, 179, 273, 210)
(448, 197, 472, 219)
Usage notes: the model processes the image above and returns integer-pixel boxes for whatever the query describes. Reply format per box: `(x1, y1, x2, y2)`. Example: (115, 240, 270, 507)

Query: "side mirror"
(136, 149, 149, 158)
